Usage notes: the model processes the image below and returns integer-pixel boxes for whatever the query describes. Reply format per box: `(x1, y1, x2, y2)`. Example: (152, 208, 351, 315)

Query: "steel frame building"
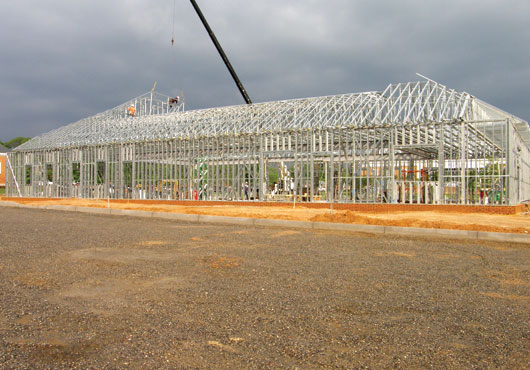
(6, 79, 530, 205)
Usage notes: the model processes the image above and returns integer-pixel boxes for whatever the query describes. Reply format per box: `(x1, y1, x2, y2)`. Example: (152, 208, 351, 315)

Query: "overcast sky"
(1, 0, 529, 140)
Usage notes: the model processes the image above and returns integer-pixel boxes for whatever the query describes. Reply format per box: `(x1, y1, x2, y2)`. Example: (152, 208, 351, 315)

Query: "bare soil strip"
(2, 197, 530, 234)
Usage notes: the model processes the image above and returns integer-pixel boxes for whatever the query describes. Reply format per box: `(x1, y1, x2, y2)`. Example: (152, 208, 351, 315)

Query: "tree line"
(1, 137, 31, 149)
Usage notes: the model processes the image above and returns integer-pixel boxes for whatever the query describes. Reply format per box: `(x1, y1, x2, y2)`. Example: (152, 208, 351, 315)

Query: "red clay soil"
(5, 197, 527, 214)
(2, 197, 530, 235)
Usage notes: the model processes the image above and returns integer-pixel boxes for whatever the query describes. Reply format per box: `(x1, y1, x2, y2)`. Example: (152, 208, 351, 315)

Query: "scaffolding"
(6, 79, 530, 205)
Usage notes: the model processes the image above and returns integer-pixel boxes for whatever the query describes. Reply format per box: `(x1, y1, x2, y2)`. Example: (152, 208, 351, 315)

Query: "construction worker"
(127, 104, 136, 117)
(169, 96, 179, 108)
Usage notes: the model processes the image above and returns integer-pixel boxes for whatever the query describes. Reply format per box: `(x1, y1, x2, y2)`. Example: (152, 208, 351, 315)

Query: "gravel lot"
(0, 207, 529, 369)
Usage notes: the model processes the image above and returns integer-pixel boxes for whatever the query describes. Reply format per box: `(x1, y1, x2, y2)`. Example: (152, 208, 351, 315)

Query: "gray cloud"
(1, 0, 529, 140)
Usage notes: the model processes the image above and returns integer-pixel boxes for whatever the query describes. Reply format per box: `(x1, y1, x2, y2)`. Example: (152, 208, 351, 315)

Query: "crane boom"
(189, 0, 252, 105)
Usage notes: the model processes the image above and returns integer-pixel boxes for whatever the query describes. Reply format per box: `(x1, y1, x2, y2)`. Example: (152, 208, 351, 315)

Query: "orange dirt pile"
(202, 256, 240, 269)
(311, 211, 530, 234)
(2, 198, 530, 234)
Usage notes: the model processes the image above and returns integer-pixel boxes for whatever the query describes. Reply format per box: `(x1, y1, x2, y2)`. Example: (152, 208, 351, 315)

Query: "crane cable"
(170, 0, 181, 105)
(171, 0, 176, 46)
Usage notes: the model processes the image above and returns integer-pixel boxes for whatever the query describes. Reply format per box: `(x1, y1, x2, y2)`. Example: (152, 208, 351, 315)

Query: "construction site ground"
(2, 197, 530, 235)
(1, 207, 529, 368)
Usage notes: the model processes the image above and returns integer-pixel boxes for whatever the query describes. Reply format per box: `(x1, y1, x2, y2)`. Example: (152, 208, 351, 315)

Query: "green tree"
(267, 165, 280, 185)
(2, 137, 31, 149)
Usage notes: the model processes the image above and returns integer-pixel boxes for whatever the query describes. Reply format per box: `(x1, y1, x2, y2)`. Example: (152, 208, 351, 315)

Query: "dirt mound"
(311, 211, 529, 234)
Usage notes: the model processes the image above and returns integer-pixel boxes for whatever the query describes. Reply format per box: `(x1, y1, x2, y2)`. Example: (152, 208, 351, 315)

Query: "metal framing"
(6, 79, 530, 205)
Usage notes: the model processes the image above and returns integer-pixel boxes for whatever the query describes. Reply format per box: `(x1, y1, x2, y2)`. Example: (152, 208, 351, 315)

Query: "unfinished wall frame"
(7, 79, 530, 205)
